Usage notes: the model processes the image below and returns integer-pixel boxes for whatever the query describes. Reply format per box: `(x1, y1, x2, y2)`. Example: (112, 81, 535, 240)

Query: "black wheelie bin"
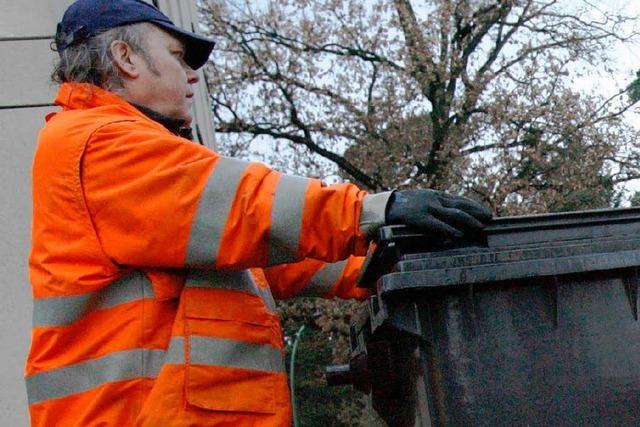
(326, 207, 640, 426)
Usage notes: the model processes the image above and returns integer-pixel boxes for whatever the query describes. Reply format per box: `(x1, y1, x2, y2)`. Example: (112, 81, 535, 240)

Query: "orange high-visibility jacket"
(26, 83, 390, 426)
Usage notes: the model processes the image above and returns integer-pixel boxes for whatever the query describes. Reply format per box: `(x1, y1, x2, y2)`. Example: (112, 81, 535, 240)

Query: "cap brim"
(152, 20, 215, 69)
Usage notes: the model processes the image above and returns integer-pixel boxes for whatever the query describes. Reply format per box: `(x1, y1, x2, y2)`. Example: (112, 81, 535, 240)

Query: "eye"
(171, 49, 190, 68)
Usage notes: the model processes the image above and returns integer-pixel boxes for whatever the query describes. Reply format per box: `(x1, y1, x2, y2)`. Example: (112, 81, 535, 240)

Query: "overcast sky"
(587, 1, 640, 196)
(576, 0, 640, 89)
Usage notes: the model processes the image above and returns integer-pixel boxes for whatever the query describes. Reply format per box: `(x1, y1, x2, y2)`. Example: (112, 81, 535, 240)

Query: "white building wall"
(0, 1, 214, 424)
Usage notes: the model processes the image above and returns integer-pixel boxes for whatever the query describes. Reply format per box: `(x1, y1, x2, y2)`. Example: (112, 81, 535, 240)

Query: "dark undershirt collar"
(133, 104, 194, 140)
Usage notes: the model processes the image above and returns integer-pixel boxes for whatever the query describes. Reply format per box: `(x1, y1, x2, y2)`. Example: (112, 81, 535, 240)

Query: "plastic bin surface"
(354, 207, 640, 427)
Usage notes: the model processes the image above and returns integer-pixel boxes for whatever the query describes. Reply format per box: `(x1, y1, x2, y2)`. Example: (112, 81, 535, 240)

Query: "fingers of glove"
(439, 196, 492, 223)
(431, 205, 487, 231)
(409, 214, 464, 239)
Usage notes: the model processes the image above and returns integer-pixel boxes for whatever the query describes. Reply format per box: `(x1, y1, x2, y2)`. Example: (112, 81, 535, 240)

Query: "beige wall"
(0, 1, 214, 424)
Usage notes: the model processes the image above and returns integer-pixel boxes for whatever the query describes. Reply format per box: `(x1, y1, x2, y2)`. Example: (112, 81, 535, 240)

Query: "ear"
(110, 40, 140, 79)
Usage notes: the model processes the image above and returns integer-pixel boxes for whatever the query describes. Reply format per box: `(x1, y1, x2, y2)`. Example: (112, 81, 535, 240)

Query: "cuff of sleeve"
(359, 191, 393, 239)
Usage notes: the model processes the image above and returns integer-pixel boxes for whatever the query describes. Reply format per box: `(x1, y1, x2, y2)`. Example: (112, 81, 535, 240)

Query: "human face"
(128, 25, 200, 125)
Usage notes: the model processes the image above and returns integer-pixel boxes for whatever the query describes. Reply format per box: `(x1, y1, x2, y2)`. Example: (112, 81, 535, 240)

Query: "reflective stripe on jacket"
(27, 83, 386, 426)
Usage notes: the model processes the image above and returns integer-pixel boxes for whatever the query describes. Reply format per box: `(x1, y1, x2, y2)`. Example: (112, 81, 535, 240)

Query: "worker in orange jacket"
(25, 0, 492, 425)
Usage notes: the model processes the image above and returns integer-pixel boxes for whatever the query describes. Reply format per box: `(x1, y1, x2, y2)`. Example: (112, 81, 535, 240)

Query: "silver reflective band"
(32, 271, 153, 327)
(185, 269, 255, 292)
(25, 336, 284, 405)
(300, 260, 347, 297)
(185, 269, 277, 312)
(186, 157, 249, 267)
(360, 191, 393, 238)
(257, 286, 277, 312)
(166, 335, 284, 373)
(165, 336, 186, 365)
(189, 335, 285, 373)
(25, 348, 167, 405)
(268, 174, 309, 265)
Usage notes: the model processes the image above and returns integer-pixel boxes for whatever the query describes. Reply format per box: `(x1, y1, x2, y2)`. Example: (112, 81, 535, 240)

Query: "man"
(25, 0, 492, 425)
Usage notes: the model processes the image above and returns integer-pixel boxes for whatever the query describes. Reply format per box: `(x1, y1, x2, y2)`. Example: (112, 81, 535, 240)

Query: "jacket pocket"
(183, 287, 283, 414)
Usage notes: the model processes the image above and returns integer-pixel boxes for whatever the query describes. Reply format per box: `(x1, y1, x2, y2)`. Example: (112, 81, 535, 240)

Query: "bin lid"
(360, 207, 640, 295)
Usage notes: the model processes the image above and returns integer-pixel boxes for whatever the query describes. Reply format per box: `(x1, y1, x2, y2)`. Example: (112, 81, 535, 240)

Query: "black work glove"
(385, 189, 492, 239)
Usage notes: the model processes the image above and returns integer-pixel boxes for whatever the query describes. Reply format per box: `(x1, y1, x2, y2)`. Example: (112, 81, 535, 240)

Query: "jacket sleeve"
(254, 256, 369, 301)
(81, 120, 391, 270)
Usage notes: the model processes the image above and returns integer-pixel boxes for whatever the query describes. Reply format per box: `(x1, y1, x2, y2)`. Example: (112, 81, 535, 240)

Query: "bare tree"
(201, 0, 640, 214)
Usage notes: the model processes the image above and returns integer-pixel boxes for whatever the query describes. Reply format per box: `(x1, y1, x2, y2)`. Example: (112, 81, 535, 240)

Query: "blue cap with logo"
(55, 0, 215, 69)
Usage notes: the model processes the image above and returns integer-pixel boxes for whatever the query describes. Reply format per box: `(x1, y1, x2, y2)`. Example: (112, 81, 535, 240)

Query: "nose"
(186, 67, 200, 85)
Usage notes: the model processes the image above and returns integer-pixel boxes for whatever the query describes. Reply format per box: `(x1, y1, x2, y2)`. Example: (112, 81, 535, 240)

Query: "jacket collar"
(54, 82, 133, 112)
(52, 82, 193, 139)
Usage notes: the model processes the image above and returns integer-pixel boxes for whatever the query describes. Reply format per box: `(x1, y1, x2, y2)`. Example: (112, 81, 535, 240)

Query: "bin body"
(352, 208, 640, 426)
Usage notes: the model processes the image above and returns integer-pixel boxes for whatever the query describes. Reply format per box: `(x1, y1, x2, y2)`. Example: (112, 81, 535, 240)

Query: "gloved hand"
(386, 189, 492, 239)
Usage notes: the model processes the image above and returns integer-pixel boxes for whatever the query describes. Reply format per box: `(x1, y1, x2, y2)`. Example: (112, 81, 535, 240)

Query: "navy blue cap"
(55, 0, 215, 69)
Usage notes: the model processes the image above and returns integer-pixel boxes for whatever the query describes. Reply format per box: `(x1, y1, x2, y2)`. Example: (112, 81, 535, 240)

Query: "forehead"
(145, 24, 185, 50)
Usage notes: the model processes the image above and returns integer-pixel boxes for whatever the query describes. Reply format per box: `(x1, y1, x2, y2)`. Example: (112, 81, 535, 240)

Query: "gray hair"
(51, 22, 157, 90)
